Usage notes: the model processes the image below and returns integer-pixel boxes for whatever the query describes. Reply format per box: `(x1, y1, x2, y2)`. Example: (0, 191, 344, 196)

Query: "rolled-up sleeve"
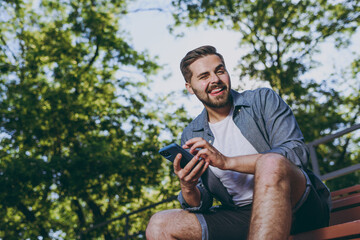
(177, 184, 213, 212)
(260, 88, 309, 167)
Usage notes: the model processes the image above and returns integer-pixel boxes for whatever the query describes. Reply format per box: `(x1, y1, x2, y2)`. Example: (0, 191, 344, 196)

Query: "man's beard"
(193, 84, 232, 109)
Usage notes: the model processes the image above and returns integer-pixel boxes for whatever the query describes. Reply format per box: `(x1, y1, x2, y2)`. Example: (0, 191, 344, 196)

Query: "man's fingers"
(183, 137, 206, 150)
(183, 137, 203, 147)
(189, 139, 209, 155)
(182, 155, 199, 171)
(198, 161, 209, 177)
(183, 160, 206, 181)
(173, 153, 182, 173)
(195, 148, 211, 161)
(175, 156, 208, 183)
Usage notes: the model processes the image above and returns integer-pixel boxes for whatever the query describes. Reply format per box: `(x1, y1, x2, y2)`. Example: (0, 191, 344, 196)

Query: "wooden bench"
(291, 185, 360, 240)
(330, 185, 360, 226)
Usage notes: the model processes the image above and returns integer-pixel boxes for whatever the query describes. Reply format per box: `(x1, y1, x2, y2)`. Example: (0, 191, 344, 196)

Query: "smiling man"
(185, 54, 232, 111)
(146, 45, 331, 240)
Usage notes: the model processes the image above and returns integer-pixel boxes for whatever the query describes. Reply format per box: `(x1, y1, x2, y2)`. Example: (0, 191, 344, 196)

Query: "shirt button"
(209, 140, 212, 144)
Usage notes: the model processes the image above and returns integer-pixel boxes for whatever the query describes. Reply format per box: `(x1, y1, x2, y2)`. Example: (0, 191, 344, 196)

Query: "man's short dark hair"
(180, 45, 226, 83)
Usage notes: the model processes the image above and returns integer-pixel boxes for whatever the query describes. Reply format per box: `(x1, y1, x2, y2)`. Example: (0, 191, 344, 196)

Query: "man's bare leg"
(146, 209, 202, 240)
(248, 153, 306, 240)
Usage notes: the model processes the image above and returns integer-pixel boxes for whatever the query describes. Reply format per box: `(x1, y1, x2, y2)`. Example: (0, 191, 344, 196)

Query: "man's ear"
(185, 82, 194, 94)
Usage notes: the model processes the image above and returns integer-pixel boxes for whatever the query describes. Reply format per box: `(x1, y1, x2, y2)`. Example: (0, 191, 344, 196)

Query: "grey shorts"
(195, 169, 330, 240)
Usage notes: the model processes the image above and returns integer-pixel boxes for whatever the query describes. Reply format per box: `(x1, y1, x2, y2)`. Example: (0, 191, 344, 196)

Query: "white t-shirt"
(209, 108, 258, 206)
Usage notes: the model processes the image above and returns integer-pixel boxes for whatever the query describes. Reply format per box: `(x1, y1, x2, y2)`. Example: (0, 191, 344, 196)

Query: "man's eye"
(217, 70, 225, 74)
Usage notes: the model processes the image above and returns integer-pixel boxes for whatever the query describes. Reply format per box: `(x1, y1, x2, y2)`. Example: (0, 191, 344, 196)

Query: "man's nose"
(209, 72, 221, 83)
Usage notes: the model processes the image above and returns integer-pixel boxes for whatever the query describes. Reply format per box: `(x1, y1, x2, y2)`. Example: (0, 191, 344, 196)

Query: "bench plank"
(330, 205, 360, 225)
(330, 185, 360, 226)
(291, 185, 360, 239)
(331, 185, 360, 198)
(291, 220, 360, 240)
(331, 192, 360, 210)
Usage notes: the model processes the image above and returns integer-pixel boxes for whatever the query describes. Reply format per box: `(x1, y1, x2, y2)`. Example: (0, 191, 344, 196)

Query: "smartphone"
(159, 143, 195, 168)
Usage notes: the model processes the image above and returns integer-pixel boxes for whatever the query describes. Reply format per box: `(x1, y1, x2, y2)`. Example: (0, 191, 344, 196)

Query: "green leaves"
(172, 0, 359, 96)
(0, 0, 180, 238)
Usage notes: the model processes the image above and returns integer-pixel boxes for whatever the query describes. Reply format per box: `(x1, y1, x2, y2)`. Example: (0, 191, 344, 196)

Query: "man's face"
(186, 54, 231, 109)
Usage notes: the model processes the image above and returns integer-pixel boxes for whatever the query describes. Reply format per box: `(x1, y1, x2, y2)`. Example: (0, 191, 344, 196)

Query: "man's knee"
(254, 153, 306, 205)
(255, 153, 291, 186)
(146, 209, 201, 240)
(146, 210, 173, 239)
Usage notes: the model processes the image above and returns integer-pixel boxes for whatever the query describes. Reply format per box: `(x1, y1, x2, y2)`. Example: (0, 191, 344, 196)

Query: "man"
(146, 46, 331, 240)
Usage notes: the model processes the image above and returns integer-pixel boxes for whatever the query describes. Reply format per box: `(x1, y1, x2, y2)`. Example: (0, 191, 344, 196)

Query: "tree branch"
(124, 7, 167, 14)
(0, 35, 18, 62)
(77, 36, 101, 81)
(85, 196, 113, 240)
(17, 202, 49, 238)
(72, 199, 86, 227)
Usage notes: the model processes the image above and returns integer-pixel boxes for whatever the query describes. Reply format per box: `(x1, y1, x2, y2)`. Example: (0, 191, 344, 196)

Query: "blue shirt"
(178, 88, 330, 211)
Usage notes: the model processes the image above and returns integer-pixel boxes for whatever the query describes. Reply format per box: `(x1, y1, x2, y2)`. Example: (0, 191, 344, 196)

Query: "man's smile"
(208, 86, 226, 96)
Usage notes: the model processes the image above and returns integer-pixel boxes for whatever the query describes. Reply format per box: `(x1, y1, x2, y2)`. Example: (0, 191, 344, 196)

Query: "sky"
(123, 1, 360, 118)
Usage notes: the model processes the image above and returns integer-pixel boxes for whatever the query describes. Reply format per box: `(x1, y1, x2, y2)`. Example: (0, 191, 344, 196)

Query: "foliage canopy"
(1, 0, 360, 238)
(0, 0, 187, 238)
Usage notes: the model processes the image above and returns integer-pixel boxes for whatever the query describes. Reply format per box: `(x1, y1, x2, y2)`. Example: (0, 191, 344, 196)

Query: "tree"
(171, 0, 360, 189)
(0, 0, 186, 238)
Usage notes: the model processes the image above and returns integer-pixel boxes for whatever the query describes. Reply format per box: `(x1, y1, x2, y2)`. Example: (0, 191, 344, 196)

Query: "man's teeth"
(210, 88, 222, 93)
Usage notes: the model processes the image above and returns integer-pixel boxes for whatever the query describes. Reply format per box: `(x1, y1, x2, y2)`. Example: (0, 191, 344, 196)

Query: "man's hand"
(183, 137, 229, 170)
(173, 152, 209, 191)
(173, 151, 209, 207)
